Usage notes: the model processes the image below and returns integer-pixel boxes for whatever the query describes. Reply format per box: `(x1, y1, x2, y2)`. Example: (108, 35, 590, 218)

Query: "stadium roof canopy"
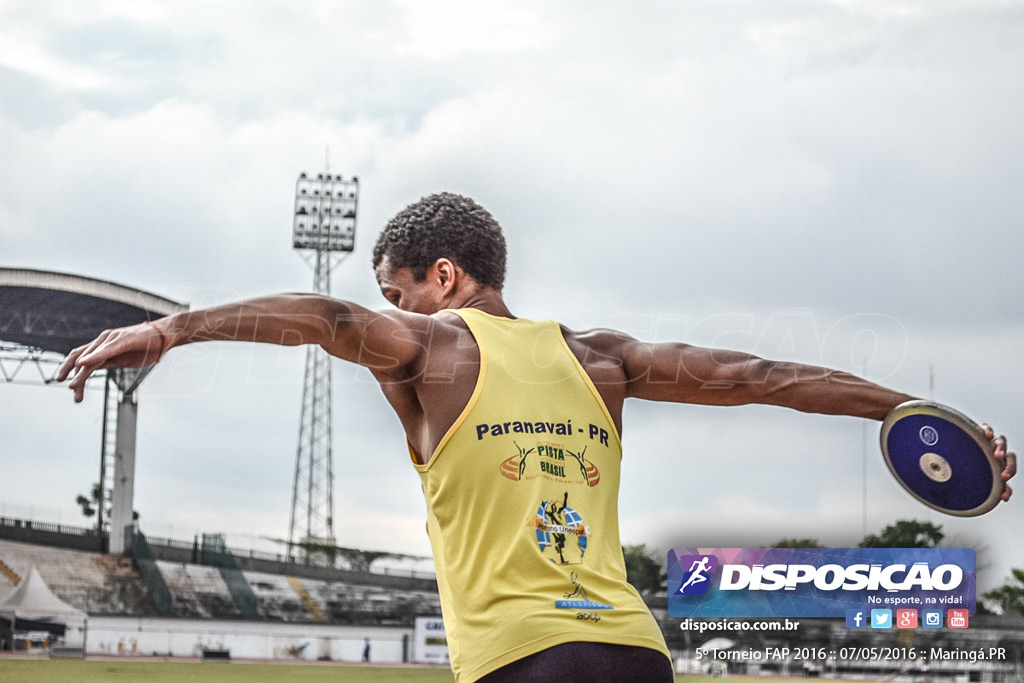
(0, 267, 188, 356)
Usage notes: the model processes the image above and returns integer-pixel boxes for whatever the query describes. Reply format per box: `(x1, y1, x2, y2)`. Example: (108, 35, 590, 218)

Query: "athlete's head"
(373, 192, 507, 291)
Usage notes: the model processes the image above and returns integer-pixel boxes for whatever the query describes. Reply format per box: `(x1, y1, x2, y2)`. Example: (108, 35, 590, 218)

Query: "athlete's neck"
(452, 288, 514, 319)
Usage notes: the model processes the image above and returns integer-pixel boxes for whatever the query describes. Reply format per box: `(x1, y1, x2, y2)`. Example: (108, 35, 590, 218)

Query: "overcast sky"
(1, 1, 1022, 592)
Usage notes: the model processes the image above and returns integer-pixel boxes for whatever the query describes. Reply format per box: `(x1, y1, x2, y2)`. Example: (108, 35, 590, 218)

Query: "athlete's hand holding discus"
(879, 400, 1015, 514)
(983, 423, 1016, 502)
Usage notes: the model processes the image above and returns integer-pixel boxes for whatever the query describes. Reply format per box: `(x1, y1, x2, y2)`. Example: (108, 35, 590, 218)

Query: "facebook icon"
(845, 609, 866, 629)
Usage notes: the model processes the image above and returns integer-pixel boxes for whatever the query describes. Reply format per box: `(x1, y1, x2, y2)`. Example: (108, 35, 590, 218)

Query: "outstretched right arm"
(57, 293, 421, 402)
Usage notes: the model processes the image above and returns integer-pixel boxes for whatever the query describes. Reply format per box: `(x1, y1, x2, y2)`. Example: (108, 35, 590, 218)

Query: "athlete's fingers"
(68, 364, 98, 403)
(999, 449, 1016, 501)
(57, 330, 113, 382)
(989, 430, 1015, 502)
(991, 434, 1013, 474)
(56, 347, 83, 383)
(981, 423, 995, 440)
(978, 424, 1015, 504)
(1003, 448, 1017, 477)
(993, 434, 1006, 461)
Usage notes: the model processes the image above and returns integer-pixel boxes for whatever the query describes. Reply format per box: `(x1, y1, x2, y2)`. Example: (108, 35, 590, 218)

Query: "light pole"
(287, 169, 358, 563)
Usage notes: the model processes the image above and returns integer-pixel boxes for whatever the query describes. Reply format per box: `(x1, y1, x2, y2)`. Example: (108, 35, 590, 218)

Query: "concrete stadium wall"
(86, 616, 412, 662)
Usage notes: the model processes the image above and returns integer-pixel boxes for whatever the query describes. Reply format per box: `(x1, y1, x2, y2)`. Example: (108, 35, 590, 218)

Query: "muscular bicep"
(317, 303, 427, 376)
(197, 294, 422, 373)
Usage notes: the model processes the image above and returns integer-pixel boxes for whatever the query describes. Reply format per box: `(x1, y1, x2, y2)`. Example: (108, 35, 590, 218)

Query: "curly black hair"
(372, 193, 507, 290)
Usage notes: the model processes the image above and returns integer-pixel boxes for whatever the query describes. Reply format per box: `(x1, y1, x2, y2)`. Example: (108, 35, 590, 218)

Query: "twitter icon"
(871, 609, 892, 629)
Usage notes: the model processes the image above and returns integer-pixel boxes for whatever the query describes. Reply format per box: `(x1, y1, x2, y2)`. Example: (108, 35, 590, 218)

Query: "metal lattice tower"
(287, 168, 358, 562)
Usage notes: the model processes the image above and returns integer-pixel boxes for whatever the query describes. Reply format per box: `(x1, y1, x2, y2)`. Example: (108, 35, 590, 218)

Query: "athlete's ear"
(432, 258, 461, 293)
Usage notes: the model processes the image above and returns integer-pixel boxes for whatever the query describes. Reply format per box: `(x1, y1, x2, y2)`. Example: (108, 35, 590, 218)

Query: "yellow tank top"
(413, 308, 670, 682)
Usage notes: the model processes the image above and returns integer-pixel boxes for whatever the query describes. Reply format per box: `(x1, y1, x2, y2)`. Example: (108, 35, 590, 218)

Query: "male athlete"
(59, 192, 1016, 683)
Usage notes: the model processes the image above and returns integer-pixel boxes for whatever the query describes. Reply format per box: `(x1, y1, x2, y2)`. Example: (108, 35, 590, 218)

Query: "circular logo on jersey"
(533, 493, 589, 565)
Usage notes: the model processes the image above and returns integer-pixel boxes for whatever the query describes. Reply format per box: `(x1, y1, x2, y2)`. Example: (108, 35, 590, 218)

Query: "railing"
(0, 516, 105, 553)
(140, 533, 437, 582)
(126, 527, 173, 617)
(198, 534, 259, 619)
(0, 516, 97, 536)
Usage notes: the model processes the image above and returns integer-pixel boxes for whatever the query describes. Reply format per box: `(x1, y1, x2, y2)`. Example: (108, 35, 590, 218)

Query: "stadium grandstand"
(0, 526, 442, 661)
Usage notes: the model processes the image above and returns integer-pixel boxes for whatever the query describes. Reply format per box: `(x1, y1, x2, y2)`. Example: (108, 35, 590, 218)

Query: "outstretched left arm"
(619, 337, 1014, 501)
(621, 338, 913, 418)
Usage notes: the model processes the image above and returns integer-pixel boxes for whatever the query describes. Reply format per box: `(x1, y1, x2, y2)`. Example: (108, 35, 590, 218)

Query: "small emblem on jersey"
(500, 442, 600, 487)
(554, 572, 613, 610)
(534, 492, 589, 565)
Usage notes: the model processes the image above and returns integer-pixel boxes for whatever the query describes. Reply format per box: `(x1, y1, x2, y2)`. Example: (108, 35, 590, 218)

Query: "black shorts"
(478, 642, 674, 683)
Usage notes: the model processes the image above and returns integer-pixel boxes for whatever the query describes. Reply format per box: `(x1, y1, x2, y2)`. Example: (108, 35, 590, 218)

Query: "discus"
(880, 400, 1003, 517)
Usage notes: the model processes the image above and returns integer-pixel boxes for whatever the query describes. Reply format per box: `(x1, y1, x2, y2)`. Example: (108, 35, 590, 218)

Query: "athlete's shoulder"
(371, 307, 469, 332)
(558, 323, 637, 358)
(323, 305, 473, 379)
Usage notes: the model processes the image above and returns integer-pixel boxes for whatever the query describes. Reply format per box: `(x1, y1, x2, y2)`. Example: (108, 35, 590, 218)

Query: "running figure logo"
(554, 571, 614, 611)
(676, 555, 718, 595)
(564, 572, 589, 601)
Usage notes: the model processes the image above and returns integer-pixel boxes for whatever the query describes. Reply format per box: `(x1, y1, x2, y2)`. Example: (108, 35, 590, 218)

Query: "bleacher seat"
(1, 537, 440, 626)
(0, 539, 156, 616)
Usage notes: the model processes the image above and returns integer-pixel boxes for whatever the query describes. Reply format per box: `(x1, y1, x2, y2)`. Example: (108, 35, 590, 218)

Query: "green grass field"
(3, 659, 455, 682)
(0, 659, 763, 682)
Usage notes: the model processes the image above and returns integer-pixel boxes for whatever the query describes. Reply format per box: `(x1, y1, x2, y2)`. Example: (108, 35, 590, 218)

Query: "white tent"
(0, 566, 87, 648)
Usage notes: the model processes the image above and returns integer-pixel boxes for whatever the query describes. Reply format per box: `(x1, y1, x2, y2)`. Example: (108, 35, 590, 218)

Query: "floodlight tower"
(288, 169, 359, 563)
